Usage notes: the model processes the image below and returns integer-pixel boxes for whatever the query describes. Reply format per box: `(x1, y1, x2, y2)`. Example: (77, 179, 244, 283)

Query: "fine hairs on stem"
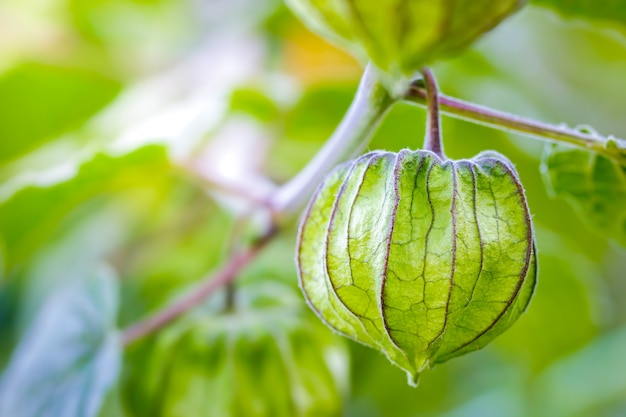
(422, 68, 445, 158)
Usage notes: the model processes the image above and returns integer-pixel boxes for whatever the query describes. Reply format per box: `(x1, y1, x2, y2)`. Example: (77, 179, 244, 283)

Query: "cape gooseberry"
(126, 283, 349, 417)
(286, 0, 526, 93)
(297, 146, 537, 385)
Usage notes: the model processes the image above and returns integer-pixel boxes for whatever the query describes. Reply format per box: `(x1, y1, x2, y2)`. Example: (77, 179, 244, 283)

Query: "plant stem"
(270, 64, 395, 215)
(421, 68, 445, 158)
(121, 66, 395, 345)
(121, 65, 626, 346)
(121, 229, 275, 346)
(176, 162, 275, 210)
(405, 83, 626, 162)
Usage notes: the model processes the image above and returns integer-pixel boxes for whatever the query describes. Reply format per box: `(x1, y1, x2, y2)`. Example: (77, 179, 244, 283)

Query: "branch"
(121, 229, 275, 346)
(121, 65, 395, 345)
(176, 161, 276, 210)
(270, 64, 395, 215)
(405, 83, 626, 163)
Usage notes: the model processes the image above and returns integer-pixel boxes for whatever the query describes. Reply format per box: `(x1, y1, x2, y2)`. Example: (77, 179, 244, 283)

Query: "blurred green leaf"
(229, 87, 281, 123)
(531, 326, 626, 417)
(68, 0, 168, 42)
(0, 280, 18, 370)
(238, 235, 300, 288)
(437, 387, 526, 417)
(541, 144, 626, 247)
(268, 82, 356, 180)
(118, 187, 235, 321)
(123, 282, 348, 417)
(0, 238, 5, 279)
(0, 266, 121, 417)
(494, 237, 601, 373)
(98, 388, 129, 417)
(532, 1, 626, 26)
(15, 204, 139, 332)
(0, 62, 121, 164)
(347, 333, 526, 417)
(0, 145, 172, 270)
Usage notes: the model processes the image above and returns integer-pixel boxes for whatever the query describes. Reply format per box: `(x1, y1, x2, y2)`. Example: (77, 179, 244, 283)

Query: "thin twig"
(121, 229, 275, 346)
(121, 65, 626, 346)
(271, 64, 395, 215)
(175, 162, 276, 210)
(120, 65, 395, 345)
(405, 83, 626, 163)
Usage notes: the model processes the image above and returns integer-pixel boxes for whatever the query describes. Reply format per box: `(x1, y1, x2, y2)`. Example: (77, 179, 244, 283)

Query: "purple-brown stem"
(121, 229, 275, 346)
(406, 82, 626, 164)
(422, 68, 445, 158)
(120, 65, 394, 345)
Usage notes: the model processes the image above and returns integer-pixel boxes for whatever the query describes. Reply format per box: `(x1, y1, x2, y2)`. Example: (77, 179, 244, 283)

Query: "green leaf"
(542, 144, 626, 246)
(229, 87, 281, 123)
(531, 326, 626, 416)
(0, 145, 172, 270)
(123, 282, 348, 417)
(0, 62, 121, 164)
(298, 149, 537, 385)
(0, 266, 121, 417)
(494, 231, 602, 372)
(532, 0, 626, 26)
(118, 191, 236, 317)
(269, 82, 356, 181)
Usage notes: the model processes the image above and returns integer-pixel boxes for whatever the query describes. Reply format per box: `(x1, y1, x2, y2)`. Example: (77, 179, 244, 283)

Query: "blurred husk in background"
(284, 0, 526, 95)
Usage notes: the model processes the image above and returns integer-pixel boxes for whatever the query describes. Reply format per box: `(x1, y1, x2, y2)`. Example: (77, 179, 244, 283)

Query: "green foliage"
(298, 149, 536, 385)
(285, 0, 525, 91)
(230, 87, 281, 123)
(118, 190, 236, 319)
(495, 245, 601, 372)
(268, 83, 357, 180)
(0, 62, 120, 164)
(0, 145, 171, 270)
(0, 267, 121, 417)
(2, 1, 626, 416)
(532, 326, 626, 416)
(532, 0, 626, 25)
(68, 0, 168, 43)
(123, 283, 348, 417)
(542, 144, 626, 246)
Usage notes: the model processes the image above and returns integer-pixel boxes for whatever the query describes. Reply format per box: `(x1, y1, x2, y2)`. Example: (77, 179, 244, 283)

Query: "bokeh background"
(0, 1, 626, 416)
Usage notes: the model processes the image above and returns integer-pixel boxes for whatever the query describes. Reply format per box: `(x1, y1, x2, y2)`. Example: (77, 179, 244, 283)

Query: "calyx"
(296, 70, 537, 385)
